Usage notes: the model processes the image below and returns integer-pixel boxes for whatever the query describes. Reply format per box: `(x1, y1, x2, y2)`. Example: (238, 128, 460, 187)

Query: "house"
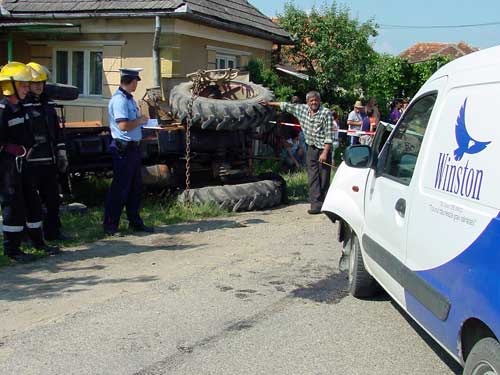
(0, 0, 291, 124)
(399, 41, 478, 64)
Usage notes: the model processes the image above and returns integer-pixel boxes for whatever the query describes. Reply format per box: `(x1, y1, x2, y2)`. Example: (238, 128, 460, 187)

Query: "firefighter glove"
(57, 149, 69, 173)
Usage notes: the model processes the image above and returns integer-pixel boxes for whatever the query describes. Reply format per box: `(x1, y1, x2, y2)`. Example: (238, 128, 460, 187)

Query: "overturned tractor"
(61, 69, 285, 212)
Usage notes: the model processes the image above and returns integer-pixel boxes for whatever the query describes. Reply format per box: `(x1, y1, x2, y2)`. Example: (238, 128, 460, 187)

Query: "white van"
(322, 46, 500, 374)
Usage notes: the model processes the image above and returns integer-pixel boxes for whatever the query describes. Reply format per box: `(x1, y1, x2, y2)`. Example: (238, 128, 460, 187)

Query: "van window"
(383, 93, 437, 185)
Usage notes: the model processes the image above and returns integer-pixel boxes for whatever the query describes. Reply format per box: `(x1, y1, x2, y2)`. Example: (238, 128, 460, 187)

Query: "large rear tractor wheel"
(170, 80, 275, 132)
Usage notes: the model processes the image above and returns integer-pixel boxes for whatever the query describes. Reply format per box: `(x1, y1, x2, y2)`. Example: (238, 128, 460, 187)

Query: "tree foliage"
(364, 54, 452, 117)
(277, 1, 377, 105)
(252, 2, 452, 117)
(247, 59, 296, 101)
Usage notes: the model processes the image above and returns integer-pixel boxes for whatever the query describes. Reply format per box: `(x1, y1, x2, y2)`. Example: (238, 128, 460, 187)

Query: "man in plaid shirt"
(262, 91, 334, 214)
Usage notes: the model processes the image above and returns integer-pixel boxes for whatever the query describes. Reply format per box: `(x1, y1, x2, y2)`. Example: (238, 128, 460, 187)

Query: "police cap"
(119, 68, 142, 81)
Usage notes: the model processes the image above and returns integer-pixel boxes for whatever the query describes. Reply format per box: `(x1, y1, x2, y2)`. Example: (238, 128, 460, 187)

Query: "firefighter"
(24, 62, 69, 241)
(0, 62, 60, 262)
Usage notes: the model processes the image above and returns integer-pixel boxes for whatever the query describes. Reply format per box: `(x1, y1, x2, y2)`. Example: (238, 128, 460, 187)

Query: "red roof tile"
(399, 42, 479, 63)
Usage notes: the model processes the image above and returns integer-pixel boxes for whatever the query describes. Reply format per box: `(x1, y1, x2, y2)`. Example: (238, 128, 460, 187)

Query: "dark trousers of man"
(31, 164, 61, 240)
(0, 158, 45, 255)
(103, 141, 144, 232)
(306, 145, 332, 211)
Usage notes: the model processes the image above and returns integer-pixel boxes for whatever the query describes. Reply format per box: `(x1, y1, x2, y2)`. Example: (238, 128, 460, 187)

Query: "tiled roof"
(1, 0, 291, 43)
(399, 42, 479, 63)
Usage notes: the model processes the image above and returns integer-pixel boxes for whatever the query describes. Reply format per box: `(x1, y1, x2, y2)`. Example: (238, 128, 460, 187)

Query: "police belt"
(114, 139, 140, 150)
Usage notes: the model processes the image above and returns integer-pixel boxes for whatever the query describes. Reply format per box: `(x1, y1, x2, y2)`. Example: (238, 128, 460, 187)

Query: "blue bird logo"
(454, 98, 491, 161)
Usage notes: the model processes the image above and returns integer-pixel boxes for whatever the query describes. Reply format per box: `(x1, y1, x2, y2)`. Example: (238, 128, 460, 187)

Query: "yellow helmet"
(27, 62, 49, 82)
(0, 62, 34, 96)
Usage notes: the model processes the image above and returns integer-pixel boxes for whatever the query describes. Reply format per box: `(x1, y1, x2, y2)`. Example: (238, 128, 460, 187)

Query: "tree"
(364, 54, 452, 118)
(277, 2, 378, 106)
(247, 59, 296, 101)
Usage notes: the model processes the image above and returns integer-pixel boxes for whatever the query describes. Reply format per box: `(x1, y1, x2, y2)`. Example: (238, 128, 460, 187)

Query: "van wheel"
(464, 337, 500, 375)
(348, 232, 379, 298)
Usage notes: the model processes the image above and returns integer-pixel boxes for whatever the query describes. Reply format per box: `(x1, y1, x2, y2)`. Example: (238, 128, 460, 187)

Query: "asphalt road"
(0, 203, 462, 374)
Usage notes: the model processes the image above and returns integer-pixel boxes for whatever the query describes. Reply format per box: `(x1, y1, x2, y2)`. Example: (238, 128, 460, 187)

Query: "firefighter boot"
(28, 228, 61, 255)
(3, 232, 37, 263)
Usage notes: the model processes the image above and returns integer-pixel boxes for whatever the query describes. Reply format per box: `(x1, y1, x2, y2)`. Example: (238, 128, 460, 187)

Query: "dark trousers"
(31, 164, 61, 240)
(0, 158, 45, 255)
(103, 141, 143, 232)
(306, 146, 332, 210)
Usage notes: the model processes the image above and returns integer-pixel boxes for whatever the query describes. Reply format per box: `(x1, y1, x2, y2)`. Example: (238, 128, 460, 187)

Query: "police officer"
(103, 68, 153, 235)
(24, 62, 69, 241)
(0, 62, 59, 262)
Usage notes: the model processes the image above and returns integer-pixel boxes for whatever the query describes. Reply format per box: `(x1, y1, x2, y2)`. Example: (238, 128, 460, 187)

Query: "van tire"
(348, 232, 379, 298)
(464, 337, 500, 375)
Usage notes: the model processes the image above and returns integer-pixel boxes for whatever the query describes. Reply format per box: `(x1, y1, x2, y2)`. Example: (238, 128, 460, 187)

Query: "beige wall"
(1, 17, 275, 124)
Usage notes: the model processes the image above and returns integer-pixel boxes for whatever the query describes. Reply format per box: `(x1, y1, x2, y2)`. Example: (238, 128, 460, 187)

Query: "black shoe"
(36, 244, 61, 256)
(8, 252, 37, 263)
(307, 208, 321, 215)
(129, 224, 154, 233)
(104, 229, 122, 237)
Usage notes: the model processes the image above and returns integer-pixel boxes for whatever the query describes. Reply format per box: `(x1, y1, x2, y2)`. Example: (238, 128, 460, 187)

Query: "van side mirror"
(343, 145, 373, 168)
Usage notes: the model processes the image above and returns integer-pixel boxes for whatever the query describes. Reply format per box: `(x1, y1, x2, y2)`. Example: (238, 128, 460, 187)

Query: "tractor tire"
(170, 80, 275, 132)
(178, 179, 284, 212)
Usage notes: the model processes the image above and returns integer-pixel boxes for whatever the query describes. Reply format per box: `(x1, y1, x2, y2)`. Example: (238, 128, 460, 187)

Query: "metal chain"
(185, 70, 203, 192)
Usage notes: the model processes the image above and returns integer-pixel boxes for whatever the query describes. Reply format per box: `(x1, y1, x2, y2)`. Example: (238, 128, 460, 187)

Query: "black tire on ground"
(177, 180, 283, 212)
(348, 231, 379, 298)
(170, 80, 275, 131)
(256, 172, 288, 204)
(464, 337, 500, 375)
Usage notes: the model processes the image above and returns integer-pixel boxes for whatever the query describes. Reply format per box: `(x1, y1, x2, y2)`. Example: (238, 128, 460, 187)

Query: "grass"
(283, 169, 309, 202)
(0, 167, 310, 266)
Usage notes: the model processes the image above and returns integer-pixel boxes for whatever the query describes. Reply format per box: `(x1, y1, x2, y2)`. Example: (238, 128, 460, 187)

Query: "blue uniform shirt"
(109, 87, 142, 141)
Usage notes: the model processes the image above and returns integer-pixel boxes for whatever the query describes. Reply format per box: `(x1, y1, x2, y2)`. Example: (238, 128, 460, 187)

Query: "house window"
(216, 54, 237, 69)
(54, 49, 103, 96)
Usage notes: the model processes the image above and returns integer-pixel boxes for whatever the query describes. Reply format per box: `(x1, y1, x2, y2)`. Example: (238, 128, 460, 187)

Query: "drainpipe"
(153, 16, 161, 88)
(8, 32, 13, 63)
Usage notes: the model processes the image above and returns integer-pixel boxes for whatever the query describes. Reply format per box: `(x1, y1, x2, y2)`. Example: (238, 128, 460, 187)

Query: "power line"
(379, 21, 500, 29)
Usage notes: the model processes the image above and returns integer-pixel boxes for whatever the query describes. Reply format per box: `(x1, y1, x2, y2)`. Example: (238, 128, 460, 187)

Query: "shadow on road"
(0, 237, 205, 302)
(289, 272, 349, 304)
(0, 217, 261, 302)
(157, 218, 267, 235)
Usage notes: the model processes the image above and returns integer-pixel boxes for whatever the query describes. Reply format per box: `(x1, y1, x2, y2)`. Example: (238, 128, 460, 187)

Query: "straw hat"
(354, 100, 364, 109)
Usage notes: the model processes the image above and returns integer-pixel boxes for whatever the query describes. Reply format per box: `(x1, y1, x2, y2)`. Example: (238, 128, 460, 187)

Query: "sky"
(250, 0, 500, 55)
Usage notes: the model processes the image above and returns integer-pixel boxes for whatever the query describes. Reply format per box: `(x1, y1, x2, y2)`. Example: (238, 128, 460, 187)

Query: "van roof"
(429, 45, 500, 81)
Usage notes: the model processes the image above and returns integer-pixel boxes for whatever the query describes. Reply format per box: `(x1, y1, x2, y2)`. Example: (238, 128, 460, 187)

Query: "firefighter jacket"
(0, 97, 35, 154)
(23, 93, 65, 164)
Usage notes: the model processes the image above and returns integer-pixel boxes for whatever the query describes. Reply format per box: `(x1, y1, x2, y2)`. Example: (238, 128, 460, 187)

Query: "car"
(322, 45, 500, 374)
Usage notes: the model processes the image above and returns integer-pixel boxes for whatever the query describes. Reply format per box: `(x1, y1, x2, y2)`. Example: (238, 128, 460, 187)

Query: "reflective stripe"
(23, 103, 33, 107)
(48, 101, 56, 105)
(2, 224, 24, 232)
(57, 143, 66, 147)
(26, 221, 42, 229)
(0, 103, 5, 109)
(7, 117, 25, 127)
(27, 157, 53, 162)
